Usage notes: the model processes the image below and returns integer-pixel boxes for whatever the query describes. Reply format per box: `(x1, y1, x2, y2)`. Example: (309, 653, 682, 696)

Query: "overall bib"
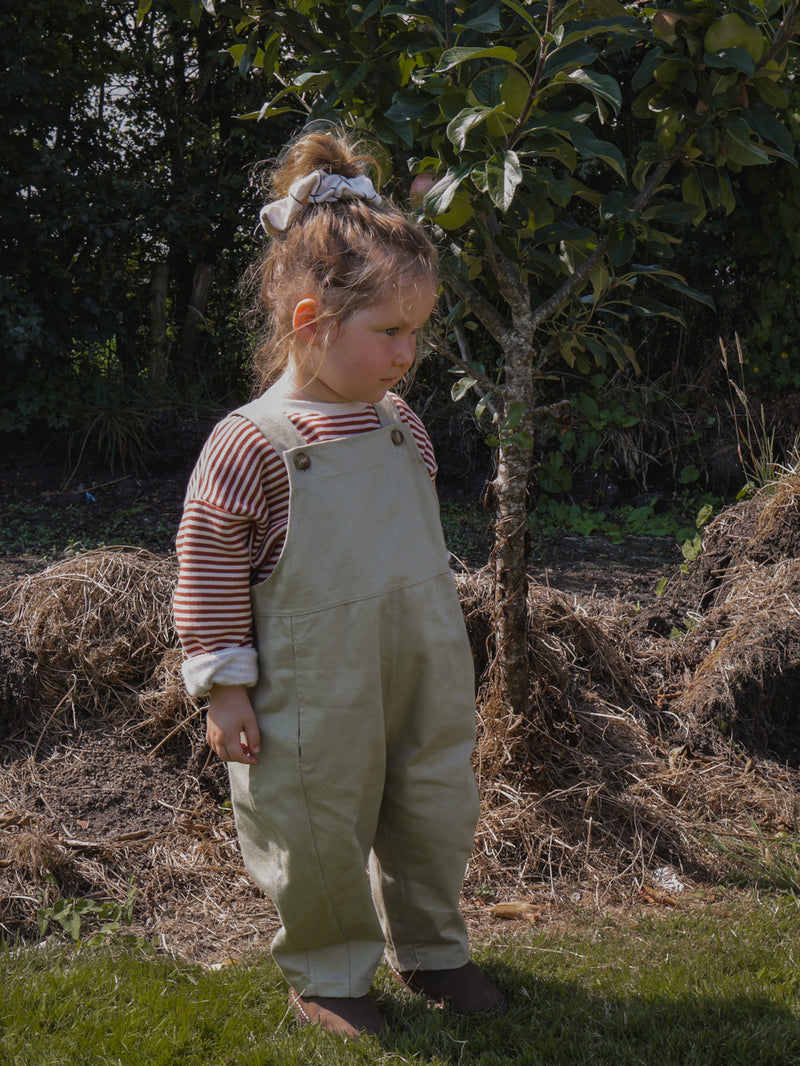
(227, 384, 480, 998)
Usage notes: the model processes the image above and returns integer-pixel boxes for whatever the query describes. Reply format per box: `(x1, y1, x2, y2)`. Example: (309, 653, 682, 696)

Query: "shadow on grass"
(3, 940, 799, 1066)
(373, 958, 800, 1066)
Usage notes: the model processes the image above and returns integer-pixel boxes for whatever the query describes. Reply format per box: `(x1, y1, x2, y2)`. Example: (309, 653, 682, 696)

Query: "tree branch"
(445, 269, 532, 376)
(529, 126, 694, 334)
(761, 1, 799, 66)
(507, 0, 554, 151)
(440, 288, 501, 409)
(482, 221, 531, 326)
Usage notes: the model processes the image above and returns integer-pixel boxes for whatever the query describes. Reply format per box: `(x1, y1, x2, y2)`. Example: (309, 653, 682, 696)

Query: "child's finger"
(241, 720, 261, 756)
(235, 730, 259, 763)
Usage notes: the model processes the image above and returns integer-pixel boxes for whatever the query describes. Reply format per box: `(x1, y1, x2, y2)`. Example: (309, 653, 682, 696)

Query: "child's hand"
(207, 685, 261, 764)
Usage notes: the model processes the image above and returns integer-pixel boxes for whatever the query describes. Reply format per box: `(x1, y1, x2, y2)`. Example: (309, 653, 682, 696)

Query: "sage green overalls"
(227, 382, 480, 998)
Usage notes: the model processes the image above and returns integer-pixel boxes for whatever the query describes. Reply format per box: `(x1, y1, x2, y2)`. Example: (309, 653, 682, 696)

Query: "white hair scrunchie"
(259, 170, 382, 234)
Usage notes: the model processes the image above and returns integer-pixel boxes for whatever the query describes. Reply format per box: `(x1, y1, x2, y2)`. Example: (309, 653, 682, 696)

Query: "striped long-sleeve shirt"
(174, 393, 437, 696)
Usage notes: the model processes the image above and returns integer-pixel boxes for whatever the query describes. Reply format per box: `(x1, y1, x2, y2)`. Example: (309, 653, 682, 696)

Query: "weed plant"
(3, 895, 800, 1065)
(713, 819, 800, 895)
(529, 492, 722, 550)
(1, 500, 178, 559)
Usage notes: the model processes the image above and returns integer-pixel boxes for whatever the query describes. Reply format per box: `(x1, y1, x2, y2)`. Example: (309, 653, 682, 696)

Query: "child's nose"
(393, 336, 415, 367)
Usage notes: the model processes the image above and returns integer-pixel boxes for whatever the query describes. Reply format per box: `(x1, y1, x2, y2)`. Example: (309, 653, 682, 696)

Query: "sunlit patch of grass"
(4, 896, 800, 1065)
(712, 820, 800, 895)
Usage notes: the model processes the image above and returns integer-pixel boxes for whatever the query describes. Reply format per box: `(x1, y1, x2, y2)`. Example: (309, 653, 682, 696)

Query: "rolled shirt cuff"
(181, 647, 259, 697)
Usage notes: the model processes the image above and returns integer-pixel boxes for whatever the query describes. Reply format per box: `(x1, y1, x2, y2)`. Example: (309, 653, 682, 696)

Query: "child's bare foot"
(392, 960, 504, 1014)
(289, 990, 386, 1038)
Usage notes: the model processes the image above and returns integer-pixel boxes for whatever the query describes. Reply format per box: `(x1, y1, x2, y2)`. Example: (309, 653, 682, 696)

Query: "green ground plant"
(0, 499, 178, 559)
(36, 878, 138, 948)
(3, 894, 800, 1065)
(713, 819, 800, 895)
(529, 492, 721, 549)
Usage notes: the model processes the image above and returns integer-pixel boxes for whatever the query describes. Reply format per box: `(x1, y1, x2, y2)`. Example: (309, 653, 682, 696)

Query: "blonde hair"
(243, 127, 438, 389)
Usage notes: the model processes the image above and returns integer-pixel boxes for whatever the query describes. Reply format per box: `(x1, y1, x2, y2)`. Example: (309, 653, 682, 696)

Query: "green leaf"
(632, 50, 665, 94)
(347, 0, 383, 29)
(535, 221, 596, 243)
(588, 262, 609, 304)
(605, 332, 640, 374)
(237, 105, 296, 121)
(566, 69, 622, 113)
(436, 46, 517, 72)
(504, 401, 526, 430)
(543, 41, 597, 78)
(681, 169, 706, 220)
(475, 392, 495, 419)
(747, 109, 796, 164)
(646, 201, 705, 225)
(563, 121, 627, 179)
(447, 107, 494, 151)
(718, 170, 736, 215)
(634, 267, 715, 311)
(703, 48, 756, 76)
(499, 0, 539, 29)
(581, 0, 632, 17)
(600, 189, 635, 222)
(136, 0, 152, 25)
(235, 36, 259, 77)
(336, 61, 369, 95)
(455, 6, 503, 32)
(752, 76, 789, 110)
(487, 151, 523, 212)
(423, 164, 473, 214)
(385, 91, 436, 124)
(451, 376, 477, 401)
(722, 117, 771, 167)
(696, 503, 714, 528)
(629, 294, 685, 324)
(559, 16, 643, 48)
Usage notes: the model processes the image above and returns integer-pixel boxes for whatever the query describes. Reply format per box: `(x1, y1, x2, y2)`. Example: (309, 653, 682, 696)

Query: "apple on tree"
(410, 172, 474, 229)
(704, 12, 766, 62)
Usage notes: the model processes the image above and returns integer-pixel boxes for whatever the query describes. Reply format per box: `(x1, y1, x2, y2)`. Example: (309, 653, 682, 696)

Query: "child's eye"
(384, 327, 398, 337)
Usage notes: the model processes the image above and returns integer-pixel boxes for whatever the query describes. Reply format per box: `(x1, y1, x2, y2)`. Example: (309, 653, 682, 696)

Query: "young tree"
(167, 0, 799, 713)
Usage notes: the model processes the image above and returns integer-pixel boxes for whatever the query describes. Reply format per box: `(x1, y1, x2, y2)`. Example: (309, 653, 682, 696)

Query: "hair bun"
(271, 129, 381, 198)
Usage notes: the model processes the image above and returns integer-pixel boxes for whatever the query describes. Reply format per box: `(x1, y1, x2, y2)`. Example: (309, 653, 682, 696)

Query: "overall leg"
(229, 607, 390, 998)
(369, 580, 480, 972)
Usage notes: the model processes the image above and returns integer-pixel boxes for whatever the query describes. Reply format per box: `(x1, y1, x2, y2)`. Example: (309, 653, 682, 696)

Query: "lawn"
(3, 893, 800, 1065)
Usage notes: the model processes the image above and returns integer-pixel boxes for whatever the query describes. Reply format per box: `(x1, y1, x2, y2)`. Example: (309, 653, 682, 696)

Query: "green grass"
(440, 499, 491, 568)
(1, 499, 178, 559)
(4, 897, 800, 1064)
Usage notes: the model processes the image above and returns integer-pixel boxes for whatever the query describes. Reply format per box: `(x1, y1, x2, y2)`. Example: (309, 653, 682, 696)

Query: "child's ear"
(292, 298, 320, 341)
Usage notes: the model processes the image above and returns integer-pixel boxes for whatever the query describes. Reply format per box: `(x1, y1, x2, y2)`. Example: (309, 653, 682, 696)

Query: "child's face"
(291, 277, 436, 405)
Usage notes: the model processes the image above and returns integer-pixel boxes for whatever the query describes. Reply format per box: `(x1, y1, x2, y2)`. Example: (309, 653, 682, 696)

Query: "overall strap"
(234, 384, 404, 455)
(374, 395, 403, 427)
(232, 382, 306, 457)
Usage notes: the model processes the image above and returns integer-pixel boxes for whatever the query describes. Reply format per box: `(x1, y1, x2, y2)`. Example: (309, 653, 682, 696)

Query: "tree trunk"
(489, 352, 535, 715)
(149, 262, 170, 388)
(176, 261, 214, 377)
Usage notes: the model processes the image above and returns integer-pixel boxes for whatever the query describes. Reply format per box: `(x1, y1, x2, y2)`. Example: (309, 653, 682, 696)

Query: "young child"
(174, 128, 503, 1039)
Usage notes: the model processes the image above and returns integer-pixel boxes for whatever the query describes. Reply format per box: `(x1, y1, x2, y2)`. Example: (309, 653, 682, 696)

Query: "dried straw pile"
(0, 549, 251, 957)
(657, 475, 800, 762)
(0, 547, 198, 736)
(2, 477, 800, 954)
(457, 569, 798, 899)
